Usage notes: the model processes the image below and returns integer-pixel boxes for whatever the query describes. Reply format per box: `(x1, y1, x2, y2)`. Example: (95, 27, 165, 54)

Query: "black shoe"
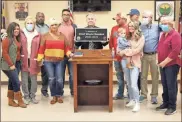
(156, 104, 168, 111)
(113, 95, 124, 100)
(42, 92, 49, 97)
(165, 108, 176, 115)
(71, 91, 74, 96)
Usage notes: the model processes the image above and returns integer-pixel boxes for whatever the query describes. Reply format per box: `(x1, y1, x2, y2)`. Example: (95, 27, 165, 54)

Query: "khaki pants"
(141, 53, 159, 98)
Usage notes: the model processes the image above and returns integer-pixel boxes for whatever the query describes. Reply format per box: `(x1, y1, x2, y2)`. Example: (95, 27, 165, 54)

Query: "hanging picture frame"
(14, 3, 28, 20)
(154, 0, 175, 21)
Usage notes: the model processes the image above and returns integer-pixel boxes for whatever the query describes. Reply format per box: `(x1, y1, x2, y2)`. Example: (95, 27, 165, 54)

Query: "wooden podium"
(70, 49, 113, 112)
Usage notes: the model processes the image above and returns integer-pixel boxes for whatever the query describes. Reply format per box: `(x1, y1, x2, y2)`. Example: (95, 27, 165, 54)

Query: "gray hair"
(86, 13, 96, 19)
(142, 10, 153, 18)
(160, 16, 174, 27)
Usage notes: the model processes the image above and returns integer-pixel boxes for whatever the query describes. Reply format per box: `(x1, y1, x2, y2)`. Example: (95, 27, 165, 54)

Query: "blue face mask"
(159, 24, 169, 32)
(26, 24, 34, 31)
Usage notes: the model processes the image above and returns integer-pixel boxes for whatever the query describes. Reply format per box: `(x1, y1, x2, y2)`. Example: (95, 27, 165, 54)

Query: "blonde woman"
(117, 21, 145, 112)
(37, 18, 74, 104)
(20, 16, 41, 105)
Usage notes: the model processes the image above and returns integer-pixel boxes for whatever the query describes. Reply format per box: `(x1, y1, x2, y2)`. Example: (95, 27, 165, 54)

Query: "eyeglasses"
(161, 23, 168, 25)
(63, 14, 70, 17)
(88, 18, 94, 21)
(51, 24, 58, 26)
(27, 22, 33, 24)
(142, 16, 148, 18)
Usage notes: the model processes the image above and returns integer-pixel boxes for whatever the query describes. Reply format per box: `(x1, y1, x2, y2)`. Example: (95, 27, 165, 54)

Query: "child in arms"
(117, 27, 133, 68)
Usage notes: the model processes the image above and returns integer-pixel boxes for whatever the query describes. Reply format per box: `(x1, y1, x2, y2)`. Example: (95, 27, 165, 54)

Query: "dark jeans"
(27, 59, 31, 92)
(44, 61, 64, 97)
(62, 56, 73, 95)
(160, 64, 180, 109)
(138, 72, 141, 92)
(114, 61, 124, 97)
(3, 61, 21, 92)
(41, 65, 49, 94)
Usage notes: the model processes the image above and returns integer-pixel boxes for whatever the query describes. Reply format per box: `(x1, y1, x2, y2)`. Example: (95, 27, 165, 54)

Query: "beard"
(36, 20, 44, 26)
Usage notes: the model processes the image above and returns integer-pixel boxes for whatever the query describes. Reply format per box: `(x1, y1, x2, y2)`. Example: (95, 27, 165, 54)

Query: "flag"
(1, 1, 6, 29)
(68, 0, 74, 24)
(178, 1, 182, 33)
(178, 17, 181, 33)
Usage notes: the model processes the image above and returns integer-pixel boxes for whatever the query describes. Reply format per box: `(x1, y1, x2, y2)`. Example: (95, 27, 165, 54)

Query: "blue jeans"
(3, 61, 21, 92)
(121, 59, 140, 102)
(62, 56, 73, 95)
(160, 64, 180, 109)
(114, 61, 124, 97)
(44, 61, 64, 97)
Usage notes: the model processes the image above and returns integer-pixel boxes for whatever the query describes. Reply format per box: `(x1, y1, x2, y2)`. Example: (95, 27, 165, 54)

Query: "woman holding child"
(117, 21, 145, 112)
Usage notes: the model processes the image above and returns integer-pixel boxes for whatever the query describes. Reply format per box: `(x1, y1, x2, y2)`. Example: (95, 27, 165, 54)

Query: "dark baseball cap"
(127, 9, 140, 16)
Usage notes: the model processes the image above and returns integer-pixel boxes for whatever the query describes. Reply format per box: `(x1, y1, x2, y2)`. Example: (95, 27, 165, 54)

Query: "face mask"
(160, 24, 169, 32)
(142, 18, 149, 25)
(26, 24, 34, 31)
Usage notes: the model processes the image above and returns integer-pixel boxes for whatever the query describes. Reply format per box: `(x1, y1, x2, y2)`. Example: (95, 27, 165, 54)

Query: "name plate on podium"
(75, 28, 107, 42)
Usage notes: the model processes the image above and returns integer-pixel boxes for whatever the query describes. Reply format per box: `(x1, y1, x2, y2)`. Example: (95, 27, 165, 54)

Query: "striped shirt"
(37, 32, 71, 62)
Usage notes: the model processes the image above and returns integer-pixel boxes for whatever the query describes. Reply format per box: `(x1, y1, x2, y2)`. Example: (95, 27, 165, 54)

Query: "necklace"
(49, 32, 60, 40)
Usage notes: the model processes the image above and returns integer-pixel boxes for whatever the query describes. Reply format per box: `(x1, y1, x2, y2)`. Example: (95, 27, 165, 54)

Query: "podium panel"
(70, 49, 113, 112)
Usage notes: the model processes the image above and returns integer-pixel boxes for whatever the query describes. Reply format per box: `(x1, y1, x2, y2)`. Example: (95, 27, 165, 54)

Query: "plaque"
(75, 28, 107, 42)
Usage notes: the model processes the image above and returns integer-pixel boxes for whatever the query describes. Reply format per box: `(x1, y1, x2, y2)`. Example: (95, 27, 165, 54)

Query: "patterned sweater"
(37, 32, 71, 62)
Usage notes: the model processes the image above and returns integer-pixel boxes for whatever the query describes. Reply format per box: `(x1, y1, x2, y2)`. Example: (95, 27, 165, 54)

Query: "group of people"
(0, 8, 181, 115)
(110, 9, 181, 114)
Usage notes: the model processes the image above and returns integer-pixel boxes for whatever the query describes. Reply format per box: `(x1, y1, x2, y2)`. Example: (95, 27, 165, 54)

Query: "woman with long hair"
(117, 21, 145, 112)
(1, 22, 27, 108)
(37, 18, 74, 104)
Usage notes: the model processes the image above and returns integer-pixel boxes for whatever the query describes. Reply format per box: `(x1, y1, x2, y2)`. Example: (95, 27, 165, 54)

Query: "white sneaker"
(132, 102, 140, 112)
(126, 100, 135, 107)
(24, 98, 31, 105)
(31, 98, 39, 104)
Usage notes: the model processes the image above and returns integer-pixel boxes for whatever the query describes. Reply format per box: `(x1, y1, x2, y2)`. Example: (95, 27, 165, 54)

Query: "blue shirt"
(35, 24, 49, 35)
(117, 37, 130, 50)
(140, 23, 160, 53)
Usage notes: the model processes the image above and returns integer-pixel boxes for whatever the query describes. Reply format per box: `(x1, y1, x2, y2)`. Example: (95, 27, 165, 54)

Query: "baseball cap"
(113, 12, 127, 20)
(127, 9, 140, 16)
(48, 18, 59, 26)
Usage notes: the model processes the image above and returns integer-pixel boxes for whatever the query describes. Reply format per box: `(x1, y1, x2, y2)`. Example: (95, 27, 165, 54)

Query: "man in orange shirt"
(109, 12, 128, 99)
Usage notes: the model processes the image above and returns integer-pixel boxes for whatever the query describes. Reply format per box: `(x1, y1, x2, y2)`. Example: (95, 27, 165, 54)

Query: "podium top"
(70, 49, 114, 62)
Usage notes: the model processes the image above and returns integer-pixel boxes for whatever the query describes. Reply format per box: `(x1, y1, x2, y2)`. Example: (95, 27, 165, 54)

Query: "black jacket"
(75, 26, 108, 49)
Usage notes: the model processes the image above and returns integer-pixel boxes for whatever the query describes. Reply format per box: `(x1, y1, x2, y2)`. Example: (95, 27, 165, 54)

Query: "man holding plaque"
(75, 13, 108, 49)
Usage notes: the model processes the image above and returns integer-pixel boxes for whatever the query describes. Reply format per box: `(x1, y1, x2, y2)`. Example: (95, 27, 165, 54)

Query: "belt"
(144, 52, 157, 55)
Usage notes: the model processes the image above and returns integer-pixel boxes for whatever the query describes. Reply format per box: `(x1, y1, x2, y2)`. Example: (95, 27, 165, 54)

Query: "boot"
(50, 96, 57, 104)
(14, 91, 27, 108)
(7, 90, 19, 107)
(57, 96, 63, 103)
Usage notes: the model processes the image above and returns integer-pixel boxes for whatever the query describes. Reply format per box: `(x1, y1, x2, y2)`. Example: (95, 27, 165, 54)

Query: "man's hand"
(38, 60, 43, 66)
(10, 65, 16, 70)
(158, 61, 167, 68)
(69, 53, 74, 58)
